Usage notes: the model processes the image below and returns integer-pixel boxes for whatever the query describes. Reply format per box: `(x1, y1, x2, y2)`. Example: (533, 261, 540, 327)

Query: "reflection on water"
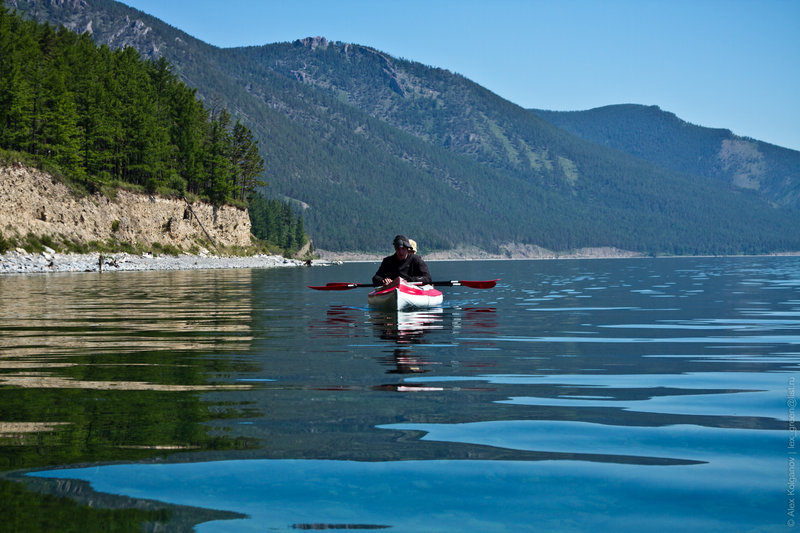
(0, 269, 262, 530)
(0, 269, 254, 356)
(371, 308, 445, 378)
(2, 257, 799, 531)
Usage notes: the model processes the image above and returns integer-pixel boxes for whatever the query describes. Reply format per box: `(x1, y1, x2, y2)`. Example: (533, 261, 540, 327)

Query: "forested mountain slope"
(532, 104, 800, 209)
(9, 0, 800, 255)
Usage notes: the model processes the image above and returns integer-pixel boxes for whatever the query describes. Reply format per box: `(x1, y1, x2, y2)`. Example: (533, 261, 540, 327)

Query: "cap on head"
(393, 234, 411, 249)
(407, 239, 417, 253)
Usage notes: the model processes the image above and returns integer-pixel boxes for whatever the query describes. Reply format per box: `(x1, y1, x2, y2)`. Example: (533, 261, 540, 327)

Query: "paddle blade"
(307, 284, 360, 291)
(458, 279, 499, 289)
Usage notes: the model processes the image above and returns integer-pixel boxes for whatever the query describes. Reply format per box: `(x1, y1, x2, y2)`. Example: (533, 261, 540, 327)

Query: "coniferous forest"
(0, 7, 306, 254)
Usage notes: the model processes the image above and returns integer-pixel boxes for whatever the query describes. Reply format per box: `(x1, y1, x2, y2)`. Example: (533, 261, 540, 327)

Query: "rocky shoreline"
(0, 249, 317, 275)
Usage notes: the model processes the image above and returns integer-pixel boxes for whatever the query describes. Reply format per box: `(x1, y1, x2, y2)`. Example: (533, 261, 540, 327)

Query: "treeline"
(248, 196, 307, 253)
(0, 7, 263, 202)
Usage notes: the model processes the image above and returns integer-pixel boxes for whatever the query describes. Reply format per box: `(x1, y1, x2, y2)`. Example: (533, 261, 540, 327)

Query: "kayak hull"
(368, 280, 443, 311)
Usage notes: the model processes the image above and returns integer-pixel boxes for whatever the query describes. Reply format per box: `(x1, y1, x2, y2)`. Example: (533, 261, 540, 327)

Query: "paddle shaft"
(307, 279, 499, 291)
(432, 279, 499, 289)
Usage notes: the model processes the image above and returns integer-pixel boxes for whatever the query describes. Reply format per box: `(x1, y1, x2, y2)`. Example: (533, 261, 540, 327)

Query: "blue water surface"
(21, 257, 800, 531)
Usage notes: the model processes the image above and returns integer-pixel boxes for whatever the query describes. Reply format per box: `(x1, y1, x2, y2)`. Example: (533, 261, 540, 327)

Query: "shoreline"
(3, 248, 799, 276)
(316, 248, 800, 263)
(0, 250, 318, 275)
(314, 246, 647, 263)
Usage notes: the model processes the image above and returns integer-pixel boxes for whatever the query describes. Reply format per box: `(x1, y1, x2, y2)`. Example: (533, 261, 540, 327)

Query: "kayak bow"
(367, 279, 443, 311)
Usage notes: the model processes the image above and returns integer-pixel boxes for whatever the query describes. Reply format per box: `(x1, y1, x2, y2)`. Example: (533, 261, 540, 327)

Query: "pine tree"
(231, 120, 265, 202)
(294, 214, 306, 250)
(170, 85, 206, 195)
(204, 108, 234, 203)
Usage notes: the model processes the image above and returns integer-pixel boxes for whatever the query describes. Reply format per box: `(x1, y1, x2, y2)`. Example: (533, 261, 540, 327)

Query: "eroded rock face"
(0, 164, 252, 249)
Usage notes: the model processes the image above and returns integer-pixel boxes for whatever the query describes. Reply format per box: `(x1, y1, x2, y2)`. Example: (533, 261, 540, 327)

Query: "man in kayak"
(373, 234, 432, 286)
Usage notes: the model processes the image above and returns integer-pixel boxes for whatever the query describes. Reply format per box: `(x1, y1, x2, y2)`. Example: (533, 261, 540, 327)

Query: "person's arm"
(372, 257, 393, 285)
(408, 256, 432, 284)
(372, 265, 386, 285)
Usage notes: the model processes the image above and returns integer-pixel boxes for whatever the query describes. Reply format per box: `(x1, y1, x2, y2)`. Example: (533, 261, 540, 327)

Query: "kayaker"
(373, 235, 432, 286)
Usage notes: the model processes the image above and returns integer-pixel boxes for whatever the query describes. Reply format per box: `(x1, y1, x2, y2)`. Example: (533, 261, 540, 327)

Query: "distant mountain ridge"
(7, 0, 800, 255)
(531, 104, 800, 209)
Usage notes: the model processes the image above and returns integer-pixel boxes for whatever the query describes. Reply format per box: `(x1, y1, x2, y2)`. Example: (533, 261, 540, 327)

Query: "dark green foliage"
(0, 7, 261, 204)
(1, 6, 305, 255)
(248, 193, 309, 254)
(231, 119, 266, 202)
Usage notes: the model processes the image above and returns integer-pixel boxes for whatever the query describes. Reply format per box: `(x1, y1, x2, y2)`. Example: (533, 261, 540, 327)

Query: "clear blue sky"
(119, 0, 799, 151)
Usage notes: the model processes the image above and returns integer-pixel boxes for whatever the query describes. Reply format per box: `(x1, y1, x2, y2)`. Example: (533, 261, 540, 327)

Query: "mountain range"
(7, 0, 800, 255)
(532, 104, 800, 210)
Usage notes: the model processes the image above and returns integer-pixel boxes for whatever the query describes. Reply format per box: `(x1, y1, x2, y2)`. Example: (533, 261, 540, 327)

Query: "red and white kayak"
(367, 279, 443, 311)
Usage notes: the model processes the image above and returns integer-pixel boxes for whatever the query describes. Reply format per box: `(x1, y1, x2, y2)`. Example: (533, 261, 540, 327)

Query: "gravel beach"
(0, 249, 321, 275)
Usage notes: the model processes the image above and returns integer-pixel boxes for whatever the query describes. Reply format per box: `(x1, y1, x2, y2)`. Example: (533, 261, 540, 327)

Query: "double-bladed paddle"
(307, 279, 499, 291)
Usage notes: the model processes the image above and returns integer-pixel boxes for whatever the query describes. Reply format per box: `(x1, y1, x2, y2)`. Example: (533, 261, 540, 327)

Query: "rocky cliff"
(0, 164, 252, 251)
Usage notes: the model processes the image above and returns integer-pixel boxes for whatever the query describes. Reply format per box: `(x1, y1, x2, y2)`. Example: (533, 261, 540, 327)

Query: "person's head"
(393, 234, 411, 259)
(407, 239, 417, 254)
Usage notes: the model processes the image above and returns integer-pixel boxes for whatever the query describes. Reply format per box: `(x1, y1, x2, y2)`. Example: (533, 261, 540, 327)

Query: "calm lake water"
(1, 256, 798, 532)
